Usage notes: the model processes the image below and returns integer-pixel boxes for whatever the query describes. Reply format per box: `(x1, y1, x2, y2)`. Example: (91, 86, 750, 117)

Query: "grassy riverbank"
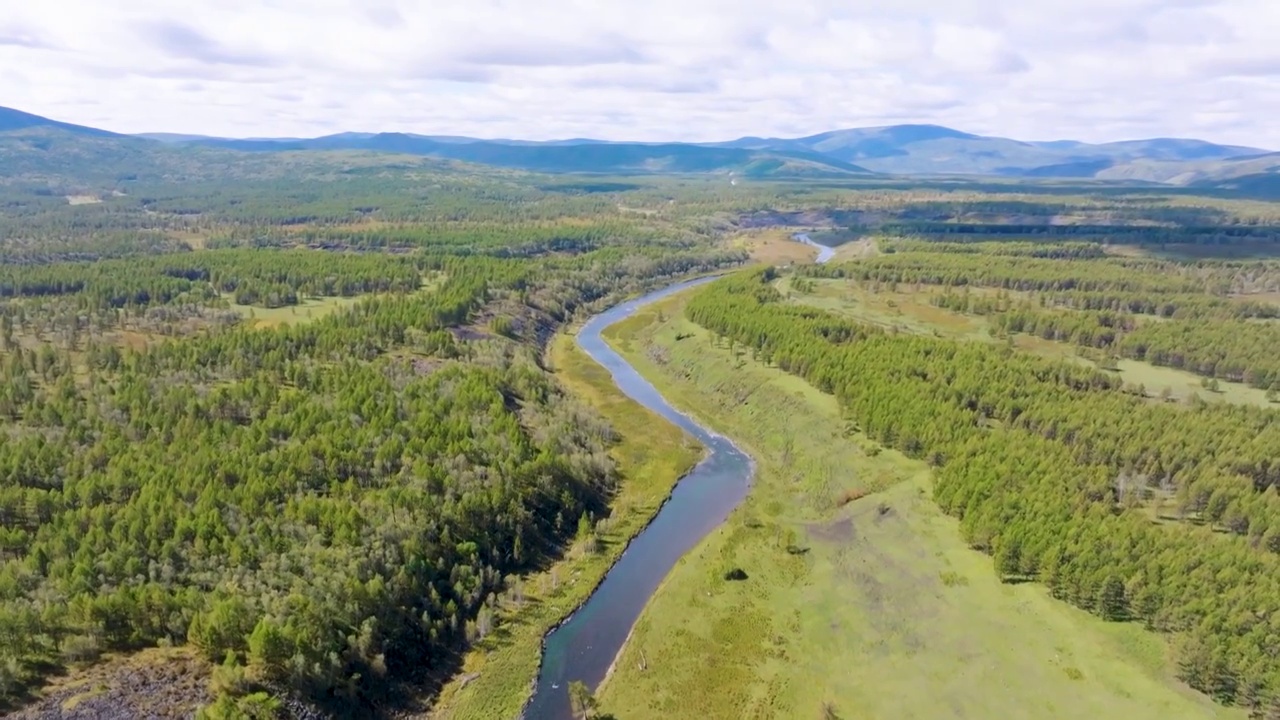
(596, 288, 1239, 720)
(428, 334, 700, 719)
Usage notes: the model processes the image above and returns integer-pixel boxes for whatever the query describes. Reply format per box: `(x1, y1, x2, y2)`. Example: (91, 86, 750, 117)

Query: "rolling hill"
(0, 106, 871, 179)
(0, 106, 124, 138)
(0, 104, 1274, 185)
(182, 132, 873, 176)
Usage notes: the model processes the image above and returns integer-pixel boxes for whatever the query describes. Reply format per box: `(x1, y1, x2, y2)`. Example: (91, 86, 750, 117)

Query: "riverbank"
(594, 289, 1239, 720)
(427, 333, 700, 720)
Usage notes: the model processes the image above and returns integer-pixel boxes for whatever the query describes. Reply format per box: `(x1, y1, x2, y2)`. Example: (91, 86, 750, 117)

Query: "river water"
(792, 232, 835, 263)
(524, 235, 834, 719)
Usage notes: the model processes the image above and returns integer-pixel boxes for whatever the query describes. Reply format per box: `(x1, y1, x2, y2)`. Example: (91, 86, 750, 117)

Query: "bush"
(196, 692, 282, 720)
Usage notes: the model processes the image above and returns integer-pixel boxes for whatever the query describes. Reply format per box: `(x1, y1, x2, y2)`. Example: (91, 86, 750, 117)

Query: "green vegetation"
(228, 295, 361, 330)
(779, 274, 1278, 408)
(596, 291, 1237, 719)
(0, 161, 746, 714)
(683, 267, 1280, 713)
(5, 129, 1280, 718)
(429, 335, 699, 719)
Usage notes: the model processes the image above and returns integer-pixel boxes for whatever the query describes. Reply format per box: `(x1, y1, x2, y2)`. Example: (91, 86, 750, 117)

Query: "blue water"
(525, 236, 836, 719)
(792, 232, 836, 263)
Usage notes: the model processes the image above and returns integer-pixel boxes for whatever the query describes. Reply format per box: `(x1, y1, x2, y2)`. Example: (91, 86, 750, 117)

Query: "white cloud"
(1, 0, 1277, 147)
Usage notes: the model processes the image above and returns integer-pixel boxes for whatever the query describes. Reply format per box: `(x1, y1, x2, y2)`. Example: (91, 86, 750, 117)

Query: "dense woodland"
(0, 164, 752, 715)
(0, 247, 744, 713)
(687, 267, 1280, 715)
(4, 154, 1280, 717)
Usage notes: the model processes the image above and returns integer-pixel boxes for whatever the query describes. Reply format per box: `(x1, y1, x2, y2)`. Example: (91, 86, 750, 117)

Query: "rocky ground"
(8, 649, 211, 720)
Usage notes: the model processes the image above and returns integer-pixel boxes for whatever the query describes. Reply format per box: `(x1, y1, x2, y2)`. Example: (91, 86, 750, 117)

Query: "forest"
(4, 154, 1280, 717)
(685, 264, 1280, 715)
(0, 162, 753, 717)
(802, 245, 1280, 391)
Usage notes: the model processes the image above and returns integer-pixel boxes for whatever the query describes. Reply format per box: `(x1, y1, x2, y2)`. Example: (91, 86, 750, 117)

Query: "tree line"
(685, 268, 1280, 714)
(0, 244, 744, 712)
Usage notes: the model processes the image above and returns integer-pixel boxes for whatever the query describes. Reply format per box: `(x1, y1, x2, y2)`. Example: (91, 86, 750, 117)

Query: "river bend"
(525, 234, 833, 718)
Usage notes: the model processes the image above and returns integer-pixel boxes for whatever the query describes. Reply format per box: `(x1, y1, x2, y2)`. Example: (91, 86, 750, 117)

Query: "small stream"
(524, 235, 834, 719)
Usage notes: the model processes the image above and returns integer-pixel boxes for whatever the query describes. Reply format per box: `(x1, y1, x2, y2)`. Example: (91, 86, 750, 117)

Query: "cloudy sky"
(2, 0, 1277, 146)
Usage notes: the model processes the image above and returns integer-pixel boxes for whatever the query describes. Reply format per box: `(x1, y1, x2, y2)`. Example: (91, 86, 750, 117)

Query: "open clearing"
(778, 276, 1275, 408)
(427, 334, 700, 720)
(228, 295, 361, 329)
(596, 288, 1238, 720)
(727, 229, 820, 266)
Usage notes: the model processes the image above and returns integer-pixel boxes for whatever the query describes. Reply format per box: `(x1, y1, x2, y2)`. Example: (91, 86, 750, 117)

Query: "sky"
(2, 0, 1278, 147)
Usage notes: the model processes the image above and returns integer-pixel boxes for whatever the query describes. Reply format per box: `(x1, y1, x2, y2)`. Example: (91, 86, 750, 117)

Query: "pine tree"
(1096, 575, 1126, 621)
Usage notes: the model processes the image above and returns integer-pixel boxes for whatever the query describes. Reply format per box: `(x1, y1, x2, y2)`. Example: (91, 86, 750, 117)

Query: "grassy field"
(595, 288, 1239, 720)
(228, 295, 361, 329)
(727, 228, 820, 266)
(778, 276, 1275, 408)
(427, 333, 701, 719)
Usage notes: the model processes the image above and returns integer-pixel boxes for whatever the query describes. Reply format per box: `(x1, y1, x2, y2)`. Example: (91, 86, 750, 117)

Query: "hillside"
(1, 104, 1274, 183)
(186, 133, 872, 176)
(0, 107, 871, 180)
(710, 124, 1268, 177)
(1095, 152, 1280, 188)
(0, 107, 123, 138)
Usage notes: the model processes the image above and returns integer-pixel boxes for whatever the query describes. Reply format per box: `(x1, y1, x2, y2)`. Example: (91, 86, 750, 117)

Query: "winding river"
(792, 232, 835, 263)
(524, 234, 833, 719)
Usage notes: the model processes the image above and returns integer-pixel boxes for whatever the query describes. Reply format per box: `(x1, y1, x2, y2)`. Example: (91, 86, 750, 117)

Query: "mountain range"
(3, 105, 1278, 189)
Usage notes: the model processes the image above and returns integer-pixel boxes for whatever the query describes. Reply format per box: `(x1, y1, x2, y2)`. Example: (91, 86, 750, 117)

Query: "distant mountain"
(734, 128, 1269, 176)
(182, 132, 873, 176)
(713, 124, 980, 162)
(0, 106, 123, 138)
(1095, 151, 1280, 188)
(134, 132, 222, 143)
(0, 104, 1274, 183)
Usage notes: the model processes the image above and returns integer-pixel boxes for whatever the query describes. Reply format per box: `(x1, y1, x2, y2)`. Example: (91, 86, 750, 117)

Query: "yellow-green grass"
(595, 289, 1239, 720)
(778, 276, 986, 339)
(1106, 358, 1274, 408)
(727, 228, 820, 266)
(231, 272, 445, 330)
(428, 333, 701, 719)
(228, 296, 361, 329)
(780, 277, 1275, 409)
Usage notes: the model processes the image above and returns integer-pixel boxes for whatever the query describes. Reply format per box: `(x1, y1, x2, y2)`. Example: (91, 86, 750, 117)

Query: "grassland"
(595, 288, 1239, 720)
(778, 276, 1275, 408)
(427, 333, 701, 719)
(727, 228, 820, 266)
(227, 295, 362, 329)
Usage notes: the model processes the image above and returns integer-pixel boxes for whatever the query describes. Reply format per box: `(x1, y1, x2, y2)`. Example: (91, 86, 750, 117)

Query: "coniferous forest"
(4, 147, 1280, 718)
(686, 257, 1280, 715)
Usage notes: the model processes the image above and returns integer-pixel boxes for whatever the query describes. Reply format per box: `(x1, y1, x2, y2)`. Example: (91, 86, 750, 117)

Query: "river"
(792, 232, 835, 263)
(523, 234, 834, 719)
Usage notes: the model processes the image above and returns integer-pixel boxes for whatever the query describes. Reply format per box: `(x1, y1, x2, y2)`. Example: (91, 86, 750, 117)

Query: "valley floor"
(427, 334, 701, 719)
(595, 289, 1240, 720)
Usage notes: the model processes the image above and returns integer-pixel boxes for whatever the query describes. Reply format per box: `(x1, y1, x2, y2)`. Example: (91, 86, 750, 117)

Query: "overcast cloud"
(2, 0, 1278, 147)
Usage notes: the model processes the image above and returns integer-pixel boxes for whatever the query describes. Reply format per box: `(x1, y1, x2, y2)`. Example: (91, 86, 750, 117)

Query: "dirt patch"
(9, 649, 211, 720)
(807, 515, 855, 544)
(65, 195, 102, 205)
(413, 357, 446, 375)
(450, 325, 491, 342)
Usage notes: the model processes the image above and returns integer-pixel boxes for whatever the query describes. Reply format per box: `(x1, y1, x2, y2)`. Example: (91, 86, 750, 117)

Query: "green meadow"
(595, 289, 1238, 720)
